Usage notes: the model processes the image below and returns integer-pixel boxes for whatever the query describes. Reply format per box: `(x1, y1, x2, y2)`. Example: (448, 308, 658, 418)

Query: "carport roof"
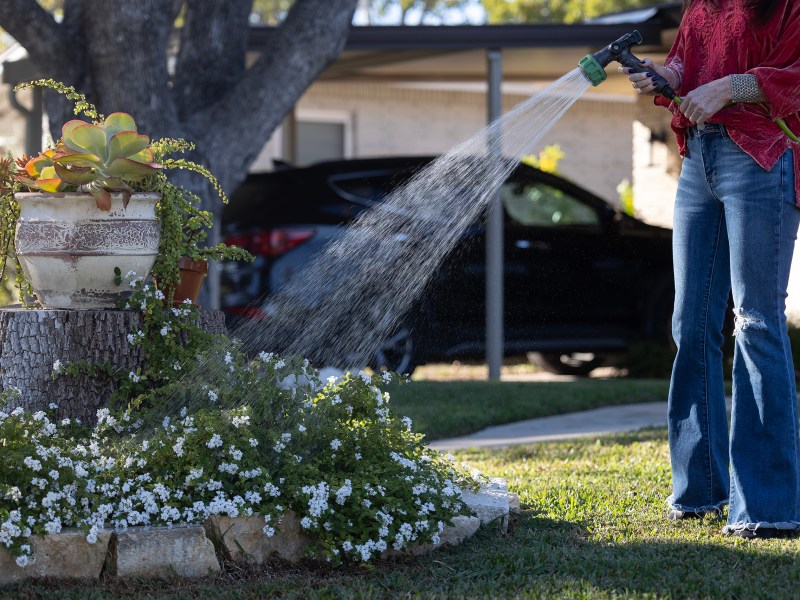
(246, 2, 681, 93)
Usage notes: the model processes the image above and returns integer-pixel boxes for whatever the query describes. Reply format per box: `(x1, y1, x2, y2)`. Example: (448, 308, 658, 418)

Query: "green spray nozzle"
(578, 30, 678, 101)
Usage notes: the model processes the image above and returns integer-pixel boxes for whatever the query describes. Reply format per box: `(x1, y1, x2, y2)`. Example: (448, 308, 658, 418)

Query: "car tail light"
(225, 306, 269, 321)
(224, 228, 316, 258)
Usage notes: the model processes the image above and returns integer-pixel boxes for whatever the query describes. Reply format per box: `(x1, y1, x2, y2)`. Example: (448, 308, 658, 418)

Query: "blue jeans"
(668, 124, 800, 533)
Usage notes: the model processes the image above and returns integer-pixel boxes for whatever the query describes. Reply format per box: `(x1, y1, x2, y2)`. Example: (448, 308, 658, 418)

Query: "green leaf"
(54, 153, 103, 169)
(108, 131, 150, 161)
(61, 120, 89, 142)
(128, 148, 158, 165)
(64, 123, 109, 162)
(28, 177, 66, 193)
(53, 163, 99, 186)
(104, 157, 162, 179)
(104, 112, 137, 136)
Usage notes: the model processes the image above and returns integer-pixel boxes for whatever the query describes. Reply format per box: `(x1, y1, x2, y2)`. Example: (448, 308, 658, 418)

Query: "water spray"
(578, 30, 799, 142)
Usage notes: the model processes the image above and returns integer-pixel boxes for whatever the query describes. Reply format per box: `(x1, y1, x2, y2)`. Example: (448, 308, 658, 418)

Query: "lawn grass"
(387, 379, 671, 440)
(12, 427, 800, 599)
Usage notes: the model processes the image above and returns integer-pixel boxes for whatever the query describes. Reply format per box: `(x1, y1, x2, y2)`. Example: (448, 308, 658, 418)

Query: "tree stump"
(0, 308, 226, 425)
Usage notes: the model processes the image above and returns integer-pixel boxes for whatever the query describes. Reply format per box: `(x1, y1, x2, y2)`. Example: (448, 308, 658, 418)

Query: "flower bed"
(0, 348, 482, 574)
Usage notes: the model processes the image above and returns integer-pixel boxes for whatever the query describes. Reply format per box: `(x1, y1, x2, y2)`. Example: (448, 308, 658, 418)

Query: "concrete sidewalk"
(429, 401, 668, 451)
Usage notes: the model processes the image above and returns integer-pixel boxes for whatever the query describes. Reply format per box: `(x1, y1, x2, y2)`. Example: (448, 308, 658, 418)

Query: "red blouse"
(655, 0, 800, 205)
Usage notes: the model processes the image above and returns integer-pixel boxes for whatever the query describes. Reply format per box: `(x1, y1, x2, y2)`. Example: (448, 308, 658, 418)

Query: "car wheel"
(371, 324, 418, 375)
(530, 352, 607, 376)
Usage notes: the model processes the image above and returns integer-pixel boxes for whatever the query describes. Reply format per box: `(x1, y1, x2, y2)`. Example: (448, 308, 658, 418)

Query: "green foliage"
(0, 357, 476, 567)
(482, 0, 665, 24)
(616, 177, 635, 216)
(251, 0, 295, 24)
(521, 143, 564, 174)
(142, 137, 253, 300)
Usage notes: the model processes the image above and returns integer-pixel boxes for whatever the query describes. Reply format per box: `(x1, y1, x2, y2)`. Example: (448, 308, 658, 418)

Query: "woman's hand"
(677, 77, 732, 125)
(618, 58, 677, 97)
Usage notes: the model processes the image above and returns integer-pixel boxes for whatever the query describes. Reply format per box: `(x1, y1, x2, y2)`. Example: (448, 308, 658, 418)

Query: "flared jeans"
(668, 124, 800, 533)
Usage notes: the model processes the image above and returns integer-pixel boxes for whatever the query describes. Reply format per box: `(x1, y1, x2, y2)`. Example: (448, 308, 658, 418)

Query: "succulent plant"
(16, 112, 162, 210)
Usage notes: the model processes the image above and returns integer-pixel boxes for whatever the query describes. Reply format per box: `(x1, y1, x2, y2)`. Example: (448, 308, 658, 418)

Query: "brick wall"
(256, 82, 636, 205)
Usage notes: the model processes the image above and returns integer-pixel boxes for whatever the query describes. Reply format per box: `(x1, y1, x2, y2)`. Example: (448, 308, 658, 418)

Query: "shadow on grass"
(7, 513, 800, 599)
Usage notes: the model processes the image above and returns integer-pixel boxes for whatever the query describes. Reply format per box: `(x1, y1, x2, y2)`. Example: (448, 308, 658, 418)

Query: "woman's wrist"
(730, 74, 761, 103)
(664, 65, 682, 91)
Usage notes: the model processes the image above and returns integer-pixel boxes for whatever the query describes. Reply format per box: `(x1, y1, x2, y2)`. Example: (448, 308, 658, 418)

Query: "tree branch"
(172, 0, 252, 120)
(187, 0, 358, 192)
(0, 0, 68, 72)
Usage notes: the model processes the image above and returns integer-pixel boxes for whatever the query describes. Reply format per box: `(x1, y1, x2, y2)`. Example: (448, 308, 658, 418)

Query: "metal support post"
(486, 48, 504, 381)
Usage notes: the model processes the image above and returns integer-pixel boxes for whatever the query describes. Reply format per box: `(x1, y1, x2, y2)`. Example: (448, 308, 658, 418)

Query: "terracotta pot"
(14, 192, 161, 309)
(168, 257, 208, 307)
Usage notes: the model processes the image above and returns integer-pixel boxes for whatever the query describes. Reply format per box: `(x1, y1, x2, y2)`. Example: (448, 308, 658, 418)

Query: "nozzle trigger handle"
(620, 54, 678, 101)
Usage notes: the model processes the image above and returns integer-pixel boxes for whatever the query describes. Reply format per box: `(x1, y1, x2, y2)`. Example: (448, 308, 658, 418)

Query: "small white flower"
(248, 438, 259, 447)
(86, 525, 99, 544)
(207, 390, 218, 403)
(298, 424, 307, 433)
(207, 434, 223, 449)
(330, 439, 342, 451)
(231, 414, 250, 428)
(52, 360, 63, 373)
(128, 371, 140, 383)
(15, 555, 31, 568)
(23, 456, 42, 471)
(173, 438, 185, 457)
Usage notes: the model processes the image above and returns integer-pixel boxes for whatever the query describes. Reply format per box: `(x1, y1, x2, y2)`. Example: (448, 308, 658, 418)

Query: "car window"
(328, 172, 411, 206)
(501, 181, 600, 228)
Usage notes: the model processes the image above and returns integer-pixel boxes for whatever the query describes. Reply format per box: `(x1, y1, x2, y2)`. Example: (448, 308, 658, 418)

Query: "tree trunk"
(0, 0, 359, 308)
(0, 308, 225, 425)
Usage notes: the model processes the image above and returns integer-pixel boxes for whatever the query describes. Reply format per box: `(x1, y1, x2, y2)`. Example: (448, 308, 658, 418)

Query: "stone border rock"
(1, 478, 518, 587)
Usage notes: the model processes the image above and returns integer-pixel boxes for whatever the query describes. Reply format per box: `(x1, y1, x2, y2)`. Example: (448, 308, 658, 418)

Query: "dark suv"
(221, 156, 674, 375)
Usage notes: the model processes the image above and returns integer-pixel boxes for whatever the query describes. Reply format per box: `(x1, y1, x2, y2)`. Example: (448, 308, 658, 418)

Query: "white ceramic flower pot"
(14, 192, 161, 309)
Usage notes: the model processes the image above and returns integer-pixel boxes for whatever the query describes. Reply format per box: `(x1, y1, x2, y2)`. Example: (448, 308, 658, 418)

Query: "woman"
(622, 0, 800, 539)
